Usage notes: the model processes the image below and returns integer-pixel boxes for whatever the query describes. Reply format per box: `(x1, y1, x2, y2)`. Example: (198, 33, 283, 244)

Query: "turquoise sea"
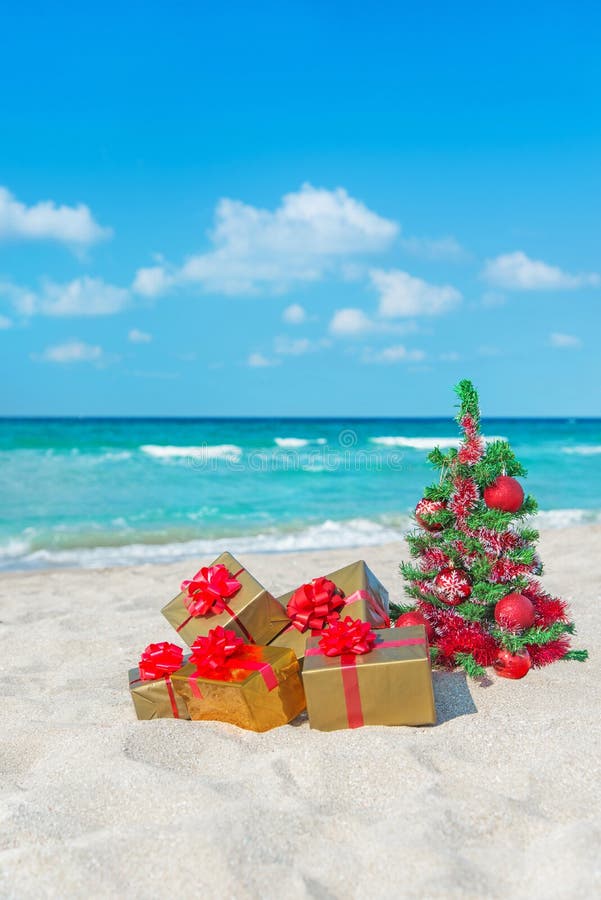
(1, 417, 600, 571)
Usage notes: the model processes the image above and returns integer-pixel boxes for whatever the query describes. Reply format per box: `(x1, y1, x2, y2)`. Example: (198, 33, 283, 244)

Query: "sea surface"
(1, 417, 600, 571)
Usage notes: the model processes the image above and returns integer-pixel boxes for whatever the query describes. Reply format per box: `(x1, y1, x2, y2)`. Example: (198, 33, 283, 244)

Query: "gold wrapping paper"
(171, 645, 306, 732)
(161, 551, 289, 648)
(269, 559, 390, 664)
(128, 665, 190, 720)
(302, 625, 436, 731)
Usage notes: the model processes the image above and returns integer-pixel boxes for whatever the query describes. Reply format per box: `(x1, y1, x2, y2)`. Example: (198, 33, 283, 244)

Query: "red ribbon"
(305, 618, 427, 729)
(131, 642, 184, 718)
(137, 641, 184, 680)
(177, 564, 255, 642)
(281, 580, 390, 645)
(287, 577, 345, 632)
(187, 626, 278, 698)
(181, 564, 243, 616)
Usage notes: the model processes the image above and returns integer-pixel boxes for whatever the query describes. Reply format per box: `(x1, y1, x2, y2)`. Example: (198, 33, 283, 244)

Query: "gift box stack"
(129, 551, 436, 732)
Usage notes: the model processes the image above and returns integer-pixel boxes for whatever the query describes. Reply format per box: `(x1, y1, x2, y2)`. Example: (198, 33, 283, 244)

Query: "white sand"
(1, 527, 599, 899)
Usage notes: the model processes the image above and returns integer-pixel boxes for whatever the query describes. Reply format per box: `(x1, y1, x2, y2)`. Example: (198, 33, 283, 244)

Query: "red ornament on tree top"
(494, 593, 535, 632)
(483, 475, 524, 513)
(415, 498, 446, 532)
(434, 567, 472, 605)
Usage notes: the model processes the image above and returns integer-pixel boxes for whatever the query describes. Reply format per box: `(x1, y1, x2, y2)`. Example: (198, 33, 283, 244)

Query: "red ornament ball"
(493, 647, 532, 679)
(415, 498, 446, 532)
(494, 593, 535, 632)
(434, 567, 472, 605)
(483, 475, 524, 513)
(395, 611, 434, 643)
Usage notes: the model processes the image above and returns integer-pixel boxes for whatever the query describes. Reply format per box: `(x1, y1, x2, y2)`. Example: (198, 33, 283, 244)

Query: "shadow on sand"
(432, 670, 481, 725)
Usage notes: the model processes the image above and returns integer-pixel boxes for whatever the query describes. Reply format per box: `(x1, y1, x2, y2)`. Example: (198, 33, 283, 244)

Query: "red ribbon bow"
(138, 641, 184, 681)
(189, 626, 245, 677)
(287, 576, 345, 632)
(318, 616, 377, 657)
(181, 564, 242, 617)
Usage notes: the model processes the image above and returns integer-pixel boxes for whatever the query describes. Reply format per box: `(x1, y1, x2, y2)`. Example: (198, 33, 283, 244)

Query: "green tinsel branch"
(563, 650, 588, 662)
(517, 526, 539, 543)
(400, 562, 435, 582)
(470, 581, 512, 604)
(424, 481, 454, 502)
(492, 621, 575, 652)
(454, 601, 491, 622)
(455, 379, 481, 428)
(506, 546, 536, 565)
(454, 651, 486, 678)
(472, 440, 528, 486)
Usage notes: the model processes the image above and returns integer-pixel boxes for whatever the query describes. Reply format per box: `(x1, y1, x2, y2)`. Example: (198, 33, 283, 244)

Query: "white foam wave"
(370, 435, 506, 450)
(562, 445, 601, 456)
(274, 437, 327, 448)
(2, 518, 406, 571)
(140, 444, 242, 461)
(534, 508, 601, 528)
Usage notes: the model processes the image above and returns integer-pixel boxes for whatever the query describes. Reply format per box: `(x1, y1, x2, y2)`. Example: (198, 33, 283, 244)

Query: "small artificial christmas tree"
(396, 379, 587, 679)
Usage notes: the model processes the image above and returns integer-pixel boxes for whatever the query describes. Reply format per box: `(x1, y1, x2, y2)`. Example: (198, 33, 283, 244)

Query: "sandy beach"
(1, 525, 599, 899)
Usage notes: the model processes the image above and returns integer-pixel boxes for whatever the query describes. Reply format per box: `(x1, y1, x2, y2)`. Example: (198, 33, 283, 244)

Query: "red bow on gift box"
(190, 626, 245, 677)
(188, 626, 278, 691)
(318, 616, 377, 657)
(181, 564, 242, 617)
(287, 576, 345, 632)
(138, 641, 184, 681)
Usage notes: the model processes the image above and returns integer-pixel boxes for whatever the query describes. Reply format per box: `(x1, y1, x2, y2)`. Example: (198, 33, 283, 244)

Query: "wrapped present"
(171, 626, 306, 732)
(269, 560, 390, 664)
(302, 618, 436, 731)
(162, 551, 289, 648)
(128, 642, 190, 720)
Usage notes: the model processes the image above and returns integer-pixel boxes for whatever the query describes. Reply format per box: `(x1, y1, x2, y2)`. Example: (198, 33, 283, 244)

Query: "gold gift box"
(128, 664, 190, 720)
(171, 644, 306, 732)
(269, 559, 390, 664)
(302, 625, 436, 731)
(162, 551, 289, 648)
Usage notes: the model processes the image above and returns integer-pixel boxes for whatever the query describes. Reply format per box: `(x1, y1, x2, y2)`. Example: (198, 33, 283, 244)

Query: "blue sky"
(1, 0, 600, 417)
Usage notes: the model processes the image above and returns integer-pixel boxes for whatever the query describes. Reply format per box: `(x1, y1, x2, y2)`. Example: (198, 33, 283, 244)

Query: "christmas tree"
(395, 379, 587, 679)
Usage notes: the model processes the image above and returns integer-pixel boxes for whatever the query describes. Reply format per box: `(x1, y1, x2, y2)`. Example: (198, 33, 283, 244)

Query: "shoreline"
(1, 522, 599, 581)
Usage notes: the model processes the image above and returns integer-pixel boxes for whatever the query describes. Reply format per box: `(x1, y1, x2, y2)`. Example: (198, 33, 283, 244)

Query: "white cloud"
(2, 277, 129, 317)
(400, 235, 469, 262)
(440, 351, 461, 362)
(329, 307, 375, 336)
(370, 269, 461, 318)
(362, 344, 426, 364)
(132, 265, 174, 298)
(274, 336, 313, 356)
(0, 186, 111, 246)
(549, 332, 582, 348)
(0, 314, 12, 329)
(36, 340, 104, 364)
(282, 303, 306, 324)
(482, 251, 599, 290)
(132, 184, 398, 297)
(128, 328, 152, 344)
(247, 352, 277, 368)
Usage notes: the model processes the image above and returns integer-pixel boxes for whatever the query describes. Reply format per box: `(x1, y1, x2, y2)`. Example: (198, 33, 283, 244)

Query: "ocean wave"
(2, 508, 599, 571)
(139, 444, 242, 461)
(274, 437, 327, 448)
(0, 518, 406, 571)
(369, 435, 506, 450)
(534, 508, 601, 528)
(562, 445, 601, 456)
